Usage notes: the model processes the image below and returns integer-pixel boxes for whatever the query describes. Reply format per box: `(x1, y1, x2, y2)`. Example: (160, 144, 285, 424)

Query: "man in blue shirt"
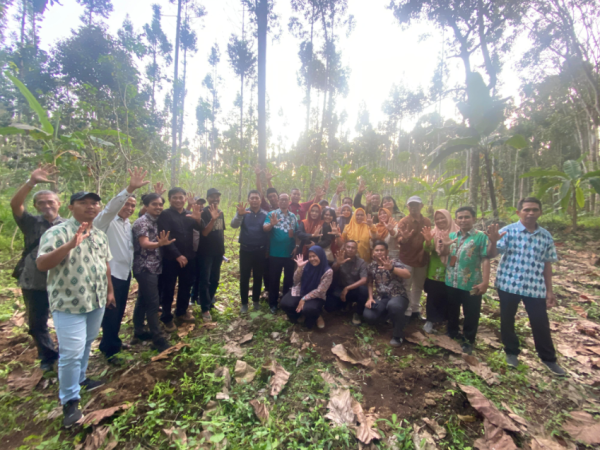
(495, 197, 565, 376)
(263, 193, 299, 314)
(231, 190, 269, 314)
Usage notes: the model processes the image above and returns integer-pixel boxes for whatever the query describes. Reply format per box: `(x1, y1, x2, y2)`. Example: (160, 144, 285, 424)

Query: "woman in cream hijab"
(420, 209, 459, 334)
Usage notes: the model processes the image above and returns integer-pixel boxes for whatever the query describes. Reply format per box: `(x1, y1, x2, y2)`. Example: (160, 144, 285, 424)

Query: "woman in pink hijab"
(420, 209, 459, 334)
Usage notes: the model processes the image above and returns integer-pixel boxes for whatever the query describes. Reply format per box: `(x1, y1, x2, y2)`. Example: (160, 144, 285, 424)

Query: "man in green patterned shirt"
(37, 191, 115, 428)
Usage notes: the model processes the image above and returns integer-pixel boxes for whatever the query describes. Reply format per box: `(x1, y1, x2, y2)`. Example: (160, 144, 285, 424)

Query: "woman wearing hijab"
(280, 246, 333, 329)
(318, 207, 339, 263)
(297, 204, 324, 258)
(337, 204, 353, 233)
(370, 208, 400, 258)
(335, 208, 372, 263)
(421, 209, 459, 334)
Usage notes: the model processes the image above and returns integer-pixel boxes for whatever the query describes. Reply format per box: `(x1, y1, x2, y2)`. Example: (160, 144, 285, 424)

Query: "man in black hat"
(197, 188, 226, 322)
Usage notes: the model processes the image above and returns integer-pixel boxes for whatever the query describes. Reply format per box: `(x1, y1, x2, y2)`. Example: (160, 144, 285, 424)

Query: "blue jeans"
(53, 307, 105, 404)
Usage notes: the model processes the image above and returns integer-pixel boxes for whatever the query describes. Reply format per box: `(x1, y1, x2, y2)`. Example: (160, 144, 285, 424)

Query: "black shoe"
(63, 399, 83, 428)
(153, 338, 172, 353)
(80, 378, 105, 392)
(106, 355, 125, 366)
(461, 343, 473, 355)
(241, 304, 249, 314)
(543, 361, 567, 377)
(270, 306, 277, 314)
(253, 302, 261, 311)
(40, 360, 58, 374)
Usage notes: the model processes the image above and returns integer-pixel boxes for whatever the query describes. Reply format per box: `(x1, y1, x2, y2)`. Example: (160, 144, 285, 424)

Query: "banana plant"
(441, 175, 468, 211)
(521, 160, 600, 228)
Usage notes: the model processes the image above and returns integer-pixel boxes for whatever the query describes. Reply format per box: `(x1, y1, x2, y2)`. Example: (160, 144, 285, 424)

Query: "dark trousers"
(22, 289, 58, 366)
(133, 272, 165, 345)
(447, 285, 482, 344)
(424, 278, 448, 323)
(190, 252, 202, 303)
(324, 284, 369, 315)
(99, 274, 131, 358)
(363, 296, 409, 339)
(197, 255, 223, 312)
(263, 256, 270, 294)
(268, 256, 295, 307)
(499, 289, 557, 363)
(240, 248, 266, 305)
(161, 258, 195, 323)
(280, 292, 324, 329)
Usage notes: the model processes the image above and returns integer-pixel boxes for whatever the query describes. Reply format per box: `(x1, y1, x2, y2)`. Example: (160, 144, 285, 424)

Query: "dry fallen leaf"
(215, 392, 230, 400)
(431, 335, 463, 354)
(199, 322, 218, 330)
(530, 436, 576, 450)
(413, 424, 437, 450)
(290, 331, 302, 345)
(234, 360, 256, 384)
(82, 404, 131, 426)
(331, 344, 373, 368)
(459, 385, 519, 432)
(10, 311, 26, 327)
(423, 418, 447, 440)
(261, 360, 290, 396)
(223, 342, 246, 358)
(238, 333, 253, 344)
(405, 331, 433, 347)
(249, 399, 270, 424)
(163, 427, 187, 444)
(151, 342, 189, 362)
(562, 410, 600, 445)
(474, 418, 518, 450)
(214, 366, 231, 390)
(7, 368, 43, 396)
(82, 426, 110, 450)
(352, 398, 381, 444)
(177, 323, 195, 338)
(461, 354, 500, 385)
(571, 305, 588, 318)
(325, 389, 355, 425)
(458, 415, 477, 423)
(557, 344, 578, 358)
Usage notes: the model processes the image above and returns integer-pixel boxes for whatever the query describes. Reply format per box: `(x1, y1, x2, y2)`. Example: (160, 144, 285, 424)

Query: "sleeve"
(222, 212, 226, 231)
(330, 193, 339, 209)
(230, 212, 243, 228)
(105, 239, 113, 263)
(296, 222, 311, 241)
(158, 212, 181, 259)
(479, 233, 489, 258)
(319, 225, 334, 249)
(293, 265, 304, 286)
(542, 235, 558, 263)
(423, 238, 434, 252)
(37, 227, 63, 258)
(13, 210, 36, 233)
(304, 269, 333, 300)
(353, 192, 365, 210)
(496, 227, 509, 254)
(358, 260, 368, 279)
(93, 189, 130, 233)
(264, 213, 272, 226)
(133, 219, 150, 239)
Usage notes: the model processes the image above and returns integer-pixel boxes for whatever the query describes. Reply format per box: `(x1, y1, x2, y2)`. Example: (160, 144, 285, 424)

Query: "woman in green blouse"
(421, 209, 458, 334)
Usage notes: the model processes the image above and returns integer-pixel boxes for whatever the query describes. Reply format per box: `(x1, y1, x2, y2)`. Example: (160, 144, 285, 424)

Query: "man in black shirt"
(158, 187, 203, 331)
(10, 164, 64, 372)
(231, 190, 269, 314)
(198, 188, 226, 322)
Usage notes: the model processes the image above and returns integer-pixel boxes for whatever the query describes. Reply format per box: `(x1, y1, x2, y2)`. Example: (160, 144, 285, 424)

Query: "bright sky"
(24, 0, 524, 153)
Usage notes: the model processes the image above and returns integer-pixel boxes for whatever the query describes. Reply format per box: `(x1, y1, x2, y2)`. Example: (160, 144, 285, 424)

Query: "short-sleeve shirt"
(132, 214, 162, 275)
(368, 258, 409, 300)
(337, 257, 368, 288)
(495, 221, 558, 298)
(13, 211, 65, 291)
(445, 229, 489, 292)
(265, 209, 299, 258)
(424, 239, 446, 282)
(37, 218, 112, 314)
(198, 207, 226, 256)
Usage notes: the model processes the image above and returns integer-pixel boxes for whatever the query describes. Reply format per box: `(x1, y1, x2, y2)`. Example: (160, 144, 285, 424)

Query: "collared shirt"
(264, 208, 299, 258)
(495, 221, 558, 298)
(13, 211, 65, 291)
(132, 213, 162, 275)
(445, 229, 489, 291)
(368, 259, 409, 300)
(398, 214, 431, 267)
(231, 208, 269, 251)
(37, 217, 112, 314)
(198, 207, 226, 256)
(93, 188, 133, 280)
(157, 207, 202, 261)
(336, 256, 368, 288)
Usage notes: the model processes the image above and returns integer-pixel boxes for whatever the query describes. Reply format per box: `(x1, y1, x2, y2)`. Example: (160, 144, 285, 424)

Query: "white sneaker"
(423, 321, 434, 334)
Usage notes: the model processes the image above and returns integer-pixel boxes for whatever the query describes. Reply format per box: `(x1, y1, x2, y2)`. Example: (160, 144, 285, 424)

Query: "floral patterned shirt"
(264, 209, 299, 258)
(368, 259, 409, 300)
(132, 214, 162, 275)
(445, 229, 489, 291)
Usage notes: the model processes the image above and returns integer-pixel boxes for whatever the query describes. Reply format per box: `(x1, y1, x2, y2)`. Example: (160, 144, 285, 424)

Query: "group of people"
(11, 164, 565, 428)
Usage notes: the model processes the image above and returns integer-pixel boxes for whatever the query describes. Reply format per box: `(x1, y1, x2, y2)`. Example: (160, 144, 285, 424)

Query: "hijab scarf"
(342, 208, 372, 262)
(337, 204, 353, 233)
(374, 208, 392, 240)
(433, 209, 459, 264)
(300, 245, 331, 297)
(301, 204, 324, 257)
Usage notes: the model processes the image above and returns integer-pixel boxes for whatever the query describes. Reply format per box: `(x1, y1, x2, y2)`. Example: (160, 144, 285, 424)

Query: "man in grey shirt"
(325, 240, 369, 325)
(94, 167, 150, 363)
(10, 164, 64, 372)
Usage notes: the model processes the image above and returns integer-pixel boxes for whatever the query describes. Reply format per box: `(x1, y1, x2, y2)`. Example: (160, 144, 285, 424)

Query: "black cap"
(70, 191, 101, 205)
(206, 188, 221, 197)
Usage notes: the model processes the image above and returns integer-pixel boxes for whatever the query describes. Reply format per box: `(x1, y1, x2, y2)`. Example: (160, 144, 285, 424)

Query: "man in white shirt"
(94, 167, 149, 363)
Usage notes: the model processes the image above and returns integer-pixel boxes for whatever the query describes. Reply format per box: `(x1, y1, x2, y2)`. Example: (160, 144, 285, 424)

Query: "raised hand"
(69, 222, 91, 249)
(157, 230, 176, 247)
(335, 250, 350, 265)
(328, 222, 341, 237)
(378, 256, 394, 271)
(312, 225, 323, 239)
(366, 214, 374, 227)
(486, 223, 507, 244)
(264, 169, 274, 182)
(440, 232, 458, 247)
(386, 218, 397, 233)
(270, 212, 279, 226)
(358, 178, 366, 193)
(236, 202, 249, 215)
(30, 163, 58, 185)
(365, 191, 373, 204)
(190, 204, 203, 222)
(421, 226, 434, 243)
(335, 181, 345, 195)
(295, 254, 308, 268)
(323, 178, 330, 192)
(127, 166, 150, 191)
(186, 191, 196, 208)
(314, 186, 325, 200)
(153, 181, 166, 196)
(209, 203, 220, 220)
(398, 226, 416, 243)
(254, 165, 262, 176)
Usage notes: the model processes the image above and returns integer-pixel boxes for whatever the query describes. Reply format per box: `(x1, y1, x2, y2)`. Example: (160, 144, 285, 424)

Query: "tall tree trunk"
(469, 149, 480, 214)
(305, 4, 314, 133)
(257, 0, 268, 169)
(572, 186, 578, 228)
(483, 149, 498, 219)
(238, 71, 244, 202)
(170, 0, 183, 186)
(512, 147, 519, 207)
(177, 45, 188, 182)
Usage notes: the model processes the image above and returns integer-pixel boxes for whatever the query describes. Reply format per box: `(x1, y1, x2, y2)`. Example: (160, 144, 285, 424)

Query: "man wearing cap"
(197, 188, 226, 321)
(397, 195, 431, 321)
(93, 167, 150, 363)
(10, 164, 64, 373)
(37, 191, 115, 428)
